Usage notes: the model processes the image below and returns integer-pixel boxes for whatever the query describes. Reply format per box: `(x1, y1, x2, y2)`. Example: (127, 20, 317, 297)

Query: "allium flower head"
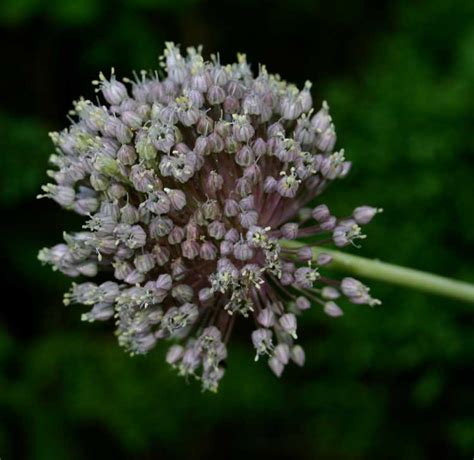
(38, 43, 381, 392)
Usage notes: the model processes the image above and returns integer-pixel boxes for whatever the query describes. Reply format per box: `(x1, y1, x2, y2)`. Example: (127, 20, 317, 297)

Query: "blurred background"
(0, 0, 473, 458)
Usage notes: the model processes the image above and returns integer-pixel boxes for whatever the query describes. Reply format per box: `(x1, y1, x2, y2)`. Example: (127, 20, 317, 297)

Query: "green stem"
(281, 240, 474, 304)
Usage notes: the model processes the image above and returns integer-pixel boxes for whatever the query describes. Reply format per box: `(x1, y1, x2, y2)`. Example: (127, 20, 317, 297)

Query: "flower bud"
(296, 296, 311, 310)
(134, 253, 155, 273)
(239, 195, 254, 211)
(274, 343, 290, 365)
(280, 223, 299, 239)
(149, 216, 173, 238)
(315, 124, 337, 152)
(297, 247, 313, 262)
(198, 287, 214, 303)
(181, 240, 200, 259)
(153, 245, 170, 266)
(100, 75, 128, 105)
(117, 145, 137, 165)
(311, 101, 331, 133)
(252, 328, 273, 361)
(125, 269, 145, 285)
(185, 222, 199, 240)
(156, 274, 172, 291)
(168, 226, 185, 245)
(316, 253, 333, 266)
(232, 116, 255, 142)
(109, 184, 127, 200)
(233, 242, 254, 261)
(312, 204, 330, 222)
(225, 228, 239, 243)
(324, 301, 343, 317)
(166, 345, 184, 365)
(77, 262, 98, 277)
(224, 199, 240, 217)
(219, 240, 233, 256)
(263, 176, 277, 193)
(165, 188, 186, 210)
(257, 308, 275, 327)
(196, 115, 214, 135)
(236, 145, 255, 167)
(206, 171, 224, 192)
(208, 221, 226, 240)
(320, 216, 337, 231)
(279, 313, 297, 338)
(290, 345, 305, 366)
(208, 132, 224, 153)
(239, 210, 258, 229)
(268, 356, 284, 377)
(121, 110, 143, 129)
(38, 184, 75, 207)
(252, 138, 267, 156)
(223, 95, 240, 113)
(353, 206, 382, 225)
(207, 85, 226, 105)
(200, 241, 218, 260)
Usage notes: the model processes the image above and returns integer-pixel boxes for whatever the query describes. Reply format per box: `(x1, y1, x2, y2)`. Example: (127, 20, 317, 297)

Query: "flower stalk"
(281, 240, 474, 303)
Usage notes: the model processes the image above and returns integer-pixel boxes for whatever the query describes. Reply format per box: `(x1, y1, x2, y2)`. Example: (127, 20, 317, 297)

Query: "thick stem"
(281, 240, 474, 304)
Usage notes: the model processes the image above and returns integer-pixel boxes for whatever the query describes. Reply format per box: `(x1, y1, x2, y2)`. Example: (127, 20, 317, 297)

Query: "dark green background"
(0, 0, 473, 458)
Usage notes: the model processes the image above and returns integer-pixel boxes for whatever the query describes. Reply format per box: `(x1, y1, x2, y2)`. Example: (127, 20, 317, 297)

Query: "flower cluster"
(38, 43, 380, 391)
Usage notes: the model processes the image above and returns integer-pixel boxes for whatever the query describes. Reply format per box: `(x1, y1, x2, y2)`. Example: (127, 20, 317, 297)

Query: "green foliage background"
(0, 0, 473, 458)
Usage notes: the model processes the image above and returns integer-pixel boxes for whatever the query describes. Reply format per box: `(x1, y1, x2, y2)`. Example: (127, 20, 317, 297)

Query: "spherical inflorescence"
(38, 43, 381, 391)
